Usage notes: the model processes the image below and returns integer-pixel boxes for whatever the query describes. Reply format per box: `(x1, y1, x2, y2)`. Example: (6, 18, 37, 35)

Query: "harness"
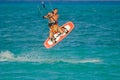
(48, 16, 58, 27)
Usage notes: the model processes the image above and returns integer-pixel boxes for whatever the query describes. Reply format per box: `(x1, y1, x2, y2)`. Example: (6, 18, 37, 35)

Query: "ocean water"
(0, 1, 120, 80)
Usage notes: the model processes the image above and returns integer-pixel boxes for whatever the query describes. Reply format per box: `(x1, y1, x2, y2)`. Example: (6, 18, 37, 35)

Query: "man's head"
(52, 8, 58, 14)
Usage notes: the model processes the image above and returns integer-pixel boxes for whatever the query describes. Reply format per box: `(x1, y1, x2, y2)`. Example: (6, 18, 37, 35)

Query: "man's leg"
(49, 29, 56, 43)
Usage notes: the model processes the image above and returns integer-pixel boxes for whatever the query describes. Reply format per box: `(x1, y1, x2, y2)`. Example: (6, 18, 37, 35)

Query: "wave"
(0, 50, 102, 64)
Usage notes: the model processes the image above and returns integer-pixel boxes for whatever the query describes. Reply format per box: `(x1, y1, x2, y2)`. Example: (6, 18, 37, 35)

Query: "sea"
(0, 1, 120, 80)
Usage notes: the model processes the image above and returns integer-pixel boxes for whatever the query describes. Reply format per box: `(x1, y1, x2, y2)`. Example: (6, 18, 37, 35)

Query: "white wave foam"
(0, 51, 102, 64)
(0, 51, 15, 61)
(78, 59, 102, 63)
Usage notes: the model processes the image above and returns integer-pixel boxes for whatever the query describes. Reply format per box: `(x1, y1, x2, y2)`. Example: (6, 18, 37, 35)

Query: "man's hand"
(43, 16, 45, 19)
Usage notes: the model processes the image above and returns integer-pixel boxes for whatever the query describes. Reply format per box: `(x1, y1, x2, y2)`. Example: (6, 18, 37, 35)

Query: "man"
(52, 8, 64, 34)
(43, 8, 63, 43)
(52, 8, 68, 34)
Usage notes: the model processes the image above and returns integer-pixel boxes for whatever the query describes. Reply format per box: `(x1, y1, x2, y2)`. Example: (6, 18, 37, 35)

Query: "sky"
(0, 0, 120, 1)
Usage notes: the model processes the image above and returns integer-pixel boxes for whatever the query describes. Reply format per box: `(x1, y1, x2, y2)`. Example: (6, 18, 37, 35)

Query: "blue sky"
(0, 0, 120, 1)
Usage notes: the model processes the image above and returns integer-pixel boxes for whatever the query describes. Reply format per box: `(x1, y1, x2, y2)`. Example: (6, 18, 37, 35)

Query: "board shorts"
(49, 21, 59, 34)
(48, 21, 58, 27)
(50, 24, 58, 34)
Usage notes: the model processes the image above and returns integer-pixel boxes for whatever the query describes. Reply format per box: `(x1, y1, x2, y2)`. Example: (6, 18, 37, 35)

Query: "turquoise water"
(0, 1, 120, 80)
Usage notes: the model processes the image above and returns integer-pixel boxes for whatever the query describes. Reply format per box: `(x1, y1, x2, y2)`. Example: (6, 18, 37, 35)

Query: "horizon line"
(0, 0, 120, 2)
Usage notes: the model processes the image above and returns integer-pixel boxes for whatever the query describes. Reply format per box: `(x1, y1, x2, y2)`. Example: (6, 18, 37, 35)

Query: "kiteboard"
(44, 21, 74, 49)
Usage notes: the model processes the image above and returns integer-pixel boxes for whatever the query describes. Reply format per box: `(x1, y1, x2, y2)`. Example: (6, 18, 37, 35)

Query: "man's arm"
(43, 13, 51, 19)
(43, 15, 48, 19)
